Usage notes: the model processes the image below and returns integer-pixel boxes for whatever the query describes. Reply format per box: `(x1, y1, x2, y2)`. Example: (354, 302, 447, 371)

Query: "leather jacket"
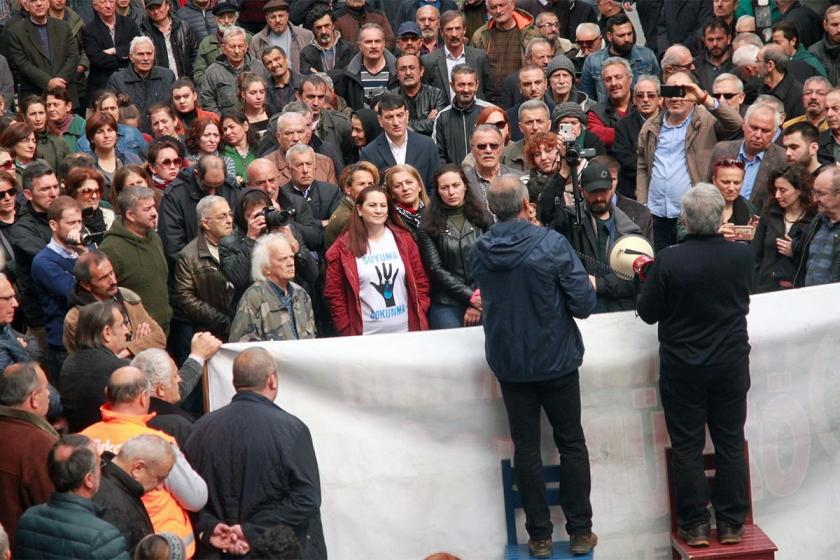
(417, 214, 485, 306)
(389, 83, 448, 136)
(139, 14, 197, 78)
(174, 233, 234, 340)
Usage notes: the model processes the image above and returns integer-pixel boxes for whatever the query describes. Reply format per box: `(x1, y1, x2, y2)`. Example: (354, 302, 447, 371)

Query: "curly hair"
(422, 164, 493, 237)
(184, 116, 221, 155)
(766, 163, 817, 214)
(524, 131, 561, 170)
(64, 167, 106, 200)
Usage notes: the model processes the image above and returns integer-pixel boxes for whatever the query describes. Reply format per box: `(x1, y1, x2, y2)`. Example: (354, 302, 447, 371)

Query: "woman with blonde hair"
(383, 164, 429, 237)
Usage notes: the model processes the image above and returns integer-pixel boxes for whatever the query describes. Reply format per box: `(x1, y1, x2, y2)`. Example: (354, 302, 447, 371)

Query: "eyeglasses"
(474, 143, 500, 150)
(209, 212, 233, 221)
(0, 189, 15, 199)
(486, 120, 507, 130)
(577, 39, 598, 48)
(537, 22, 558, 29)
(715, 157, 745, 169)
(78, 186, 100, 196)
(712, 92, 739, 100)
(157, 158, 180, 168)
(635, 92, 658, 99)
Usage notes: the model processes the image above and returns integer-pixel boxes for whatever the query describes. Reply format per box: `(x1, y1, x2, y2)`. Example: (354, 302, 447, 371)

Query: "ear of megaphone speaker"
(608, 235, 655, 281)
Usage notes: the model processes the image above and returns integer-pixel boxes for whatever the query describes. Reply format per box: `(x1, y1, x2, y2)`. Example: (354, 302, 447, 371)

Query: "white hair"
(276, 111, 305, 132)
(196, 195, 228, 229)
(129, 36, 155, 55)
(286, 143, 315, 162)
(681, 183, 724, 235)
(745, 101, 782, 129)
(713, 72, 744, 93)
(251, 233, 293, 283)
(131, 348, 176, 390)
(732, 45, 760, 67)
(575, 22, 600, 38)
(222, 25, 247, 44)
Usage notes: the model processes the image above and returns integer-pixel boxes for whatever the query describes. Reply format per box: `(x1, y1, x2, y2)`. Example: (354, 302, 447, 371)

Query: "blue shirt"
(648, 112, 693, 219)
(737, 142, 764, 200)
(805, 215, 840, 286)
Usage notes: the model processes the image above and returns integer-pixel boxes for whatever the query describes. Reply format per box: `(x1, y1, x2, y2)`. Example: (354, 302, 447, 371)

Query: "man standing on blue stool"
(471, 174, 598, 558)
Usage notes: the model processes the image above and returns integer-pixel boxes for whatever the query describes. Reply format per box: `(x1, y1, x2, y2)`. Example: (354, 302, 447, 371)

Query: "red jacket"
(325, 224, 430, 336)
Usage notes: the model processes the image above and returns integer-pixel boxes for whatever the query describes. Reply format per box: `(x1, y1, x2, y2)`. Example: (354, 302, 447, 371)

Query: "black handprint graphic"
(371, 263, 399, 307)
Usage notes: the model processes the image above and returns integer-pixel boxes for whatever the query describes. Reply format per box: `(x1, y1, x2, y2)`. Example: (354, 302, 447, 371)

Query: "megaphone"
(608, 235, 654, 281)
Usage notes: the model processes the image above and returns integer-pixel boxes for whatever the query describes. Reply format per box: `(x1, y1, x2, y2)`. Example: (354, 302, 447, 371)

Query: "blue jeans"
(428, 303, 467, 330)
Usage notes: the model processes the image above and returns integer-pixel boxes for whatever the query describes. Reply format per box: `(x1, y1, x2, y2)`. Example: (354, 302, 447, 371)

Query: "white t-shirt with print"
(357, 228, 409, 335)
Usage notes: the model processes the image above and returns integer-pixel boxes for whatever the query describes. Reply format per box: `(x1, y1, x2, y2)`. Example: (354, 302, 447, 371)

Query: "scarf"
(152, 174, 172, 190)
(395, 200, 425, 231)
(54, 113, 74, 136)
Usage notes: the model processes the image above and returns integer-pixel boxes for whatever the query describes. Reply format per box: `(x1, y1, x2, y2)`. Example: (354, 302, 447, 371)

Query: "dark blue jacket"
(470, 219, 595, 382)
(14, 492, 131, 560)
(31, 245, 77, 349)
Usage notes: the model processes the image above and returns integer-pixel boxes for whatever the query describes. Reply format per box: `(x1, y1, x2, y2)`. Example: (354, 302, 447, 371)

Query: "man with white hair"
(133, 349, 195, 447)
(660, 45, 696, 83)
(281, 145, 341, 227)
(106, 36, 176, 133)
(572, 22, 603, 74)
(265, 112, 338, 186)
(200, 26, 271, 114)
(757, 43, 804, 119)
(229, 234, 316, 341)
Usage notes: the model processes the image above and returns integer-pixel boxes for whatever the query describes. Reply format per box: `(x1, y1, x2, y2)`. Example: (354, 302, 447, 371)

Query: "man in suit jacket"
(710, 104, 787, 211)
(280, 144, 342, 225)
(359, 92, 441, 191)
(83, 0, 140, 100)
(265, 112, 338, 186)
(6, 0, 81, 106)
(421, 10, 490, 104)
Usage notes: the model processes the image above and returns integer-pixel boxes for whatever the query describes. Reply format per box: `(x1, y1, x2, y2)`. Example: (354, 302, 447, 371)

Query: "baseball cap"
(397, 22, 421, 38)
(580, 163, 613, 192)
(145, 0, 164, 7)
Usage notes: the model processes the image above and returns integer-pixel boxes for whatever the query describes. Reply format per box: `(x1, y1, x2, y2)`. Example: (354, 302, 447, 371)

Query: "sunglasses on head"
(486, 120, 507, 130)
(715, 157, 745, 170)
(713, 92, 739, 100)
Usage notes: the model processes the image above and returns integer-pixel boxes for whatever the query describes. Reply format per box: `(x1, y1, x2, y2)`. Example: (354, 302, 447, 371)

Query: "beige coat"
(636, 102, 743, 203)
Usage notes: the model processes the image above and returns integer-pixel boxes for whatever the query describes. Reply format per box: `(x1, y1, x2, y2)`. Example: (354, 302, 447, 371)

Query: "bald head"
(106, 366, 151, 406)
(117, 434, 175, 466)
(232, 347, 277, 394)
(487, 175, 529, 222)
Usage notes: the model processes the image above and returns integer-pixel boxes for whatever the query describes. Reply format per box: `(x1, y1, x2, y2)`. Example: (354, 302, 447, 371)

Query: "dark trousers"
(499, 371, 593, 539)
(46, 345, 68, 388)
(659, 361, 751, 529)
(652, 215, 678, 253)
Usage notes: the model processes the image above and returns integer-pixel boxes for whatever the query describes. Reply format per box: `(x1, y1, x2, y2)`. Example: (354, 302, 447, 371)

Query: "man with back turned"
(470, 174, 597, 558)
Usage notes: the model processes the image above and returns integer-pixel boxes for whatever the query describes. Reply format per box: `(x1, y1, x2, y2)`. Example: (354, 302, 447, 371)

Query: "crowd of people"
(1, 0, 840, 558)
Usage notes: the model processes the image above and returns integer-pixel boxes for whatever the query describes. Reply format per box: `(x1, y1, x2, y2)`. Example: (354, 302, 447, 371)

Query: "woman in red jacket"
(325, 185, 430, 337)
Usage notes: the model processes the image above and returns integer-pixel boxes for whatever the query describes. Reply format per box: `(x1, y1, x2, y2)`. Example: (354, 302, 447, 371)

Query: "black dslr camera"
(260, 206, 296, 229)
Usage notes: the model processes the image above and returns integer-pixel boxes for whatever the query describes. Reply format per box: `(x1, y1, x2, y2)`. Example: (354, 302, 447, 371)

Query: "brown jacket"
(267, 148, 338, 186)
(636, 101, 743, 203)
(0, 406, 58, 550)
(63, 287, 166, 355)
(174, 234, 234, 340)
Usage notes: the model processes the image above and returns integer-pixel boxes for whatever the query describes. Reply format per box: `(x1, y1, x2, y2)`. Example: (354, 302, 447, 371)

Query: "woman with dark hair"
(417, 164, 493, 329)
(146, 137, 185, 193)
(324, 185, 430, 336)
(46, 86, 87, 152)
(111, 164, 153, 210)
(184, 117, 237, 182)
(0, 121, 38, 184)
(383, 164, 429, 237)
(220, 188, 319, 313)
(220, 109, 258, 182)
(0, 170, 17, 276)
(753, 164, 816, 293)
(18, 95, 69, 172)
(237, 71, 270, 136)
(349, 108, 382, 160)
(85, 111, 143, 190)
(64, 167, 115, 235)
(76, 90, 148, 157)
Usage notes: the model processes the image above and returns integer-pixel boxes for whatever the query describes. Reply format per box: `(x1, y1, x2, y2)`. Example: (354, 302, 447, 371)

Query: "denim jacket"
(579, 45, 661, 104)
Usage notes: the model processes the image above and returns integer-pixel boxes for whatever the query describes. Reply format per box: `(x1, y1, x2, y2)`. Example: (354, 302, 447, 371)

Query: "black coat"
(59, 347, 130, 433)
(148, 397, 194, 449)
(93, 454, 154, 553)
(7, 203, 51, 329)
(360, 130, 442, 196)
(753, 204, 814, 293)
(417, 213, 487, 307)
(83, 14, 139, 99)
(635, 0, 712, 56)
(300, 38, 358, 84)
(515, 0, 596, 44)
(389, 83, 449, 136)
(613, 109, 647, 199)
(183, 391, 326, 559)
(106, 65, 176, 134)
(139, 14, 197, 79)
(280, 180, 342, 223)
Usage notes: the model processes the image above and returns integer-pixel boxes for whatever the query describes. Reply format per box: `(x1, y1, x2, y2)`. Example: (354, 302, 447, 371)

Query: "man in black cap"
(140, 0, 198, 79)
(192, 2, 249, 85)
(551, 162, 642, 313)
(395, 21, 423, 56)
(248, 0, 313, 73)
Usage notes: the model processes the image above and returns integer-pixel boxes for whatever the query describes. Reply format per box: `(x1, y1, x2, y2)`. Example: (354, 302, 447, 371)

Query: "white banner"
(207, 283, 840, 560)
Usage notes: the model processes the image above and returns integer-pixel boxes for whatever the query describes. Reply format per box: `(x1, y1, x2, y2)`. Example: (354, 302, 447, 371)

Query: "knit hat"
(544, 55, 576, 80)
(158, 533, 186, 560)
(552, 102, 586, 126)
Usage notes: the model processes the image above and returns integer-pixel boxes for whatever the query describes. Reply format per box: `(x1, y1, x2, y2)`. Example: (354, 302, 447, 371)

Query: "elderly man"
(798, 165, 840, 285)
(0, 363, 57, 552)
(100, 187, 172, 335)
(266, 112, 337, 186)
(106, 37, 175, 133)
(613, 75, 661, 199)
(712, 73, 747, 120)
(140, 0, 197, 79)
(498, 37, 553, 111)
(82, 366, 207, 559)
(660, 44, 696, 83)
(300, 5, 357, 81)
(63, 251, 166, 357)
(638, 184, 753, 548)
(200, 26, 271, 114)
(505, 63, 553, 143)
(817, 88, 840, 165)
(502, 99, 550, 171)
(470, 174, 597, 558)
(637, 72, 743, 250)
(132, 349, 195, 446)
(757, 43, 804, 119)
(395, 21, 422, 56)
(94, 434, 175, 551)
(14, 434, 130, 559)
(421, 10, 490, 104)
(280, 145, 341, 227)
(83, 0, 140, 99)
(784, 75, 829, 130)
(174, 196, 234, 341)
(390, 54, 448, 136)
(434, 64, 492, 164)
(587, 57, 634, 150)
(545, 54, 590, 110)
(471, 0, 538, 103)
(466, 124, 518, 205)
(248, 0, 312, 71)
(338, 23, 398, 110)
(184, 347, 325, 558)
(416, 4, 442, 55)
(580, 13, 659, 104)
(192, 1, 246, 84)
(6, 0, 81, 106)
(572, 22, 603, 73)
(229, 234, 316, 342)
(362, 92, 441, 191)
(710, 104, 787, 210)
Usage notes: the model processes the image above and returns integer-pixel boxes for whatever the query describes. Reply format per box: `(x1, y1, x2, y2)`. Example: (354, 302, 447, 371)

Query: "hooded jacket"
(470, 219, 595, 382)
(809, 35, 840, 85)
(99, 218, 173, 334)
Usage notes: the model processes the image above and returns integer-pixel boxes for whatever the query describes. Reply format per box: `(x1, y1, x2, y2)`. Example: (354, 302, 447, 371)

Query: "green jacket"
(792, 43, 828, 78)
(35, 132, 70, 172)
(193, 31, 252, 86)
(229, 280, 316, 342)
(99, 218, 173, 334)
(63, 114, 87, 153)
